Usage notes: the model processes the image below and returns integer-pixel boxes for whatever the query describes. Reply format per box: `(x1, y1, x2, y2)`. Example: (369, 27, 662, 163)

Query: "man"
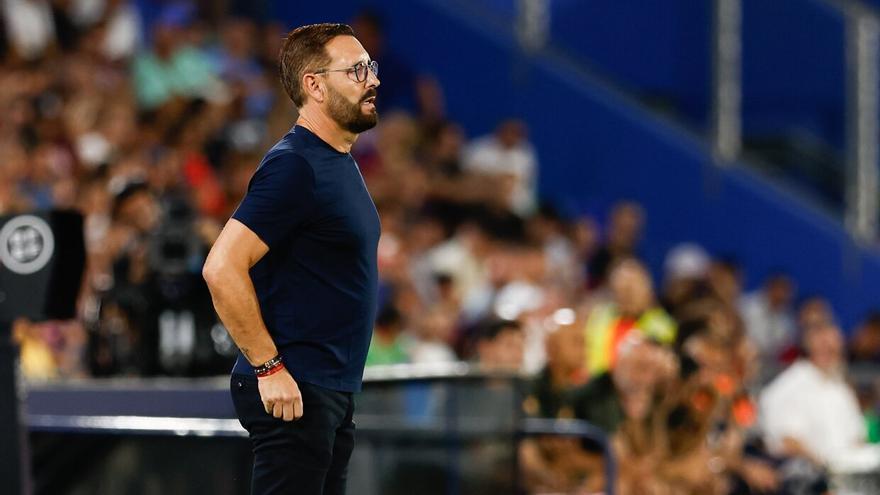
(522, 319, 586, 419)
(760, 322, 880, 471)
(572, 336, 671, 433)
(364, 304, 407, 367)
(587, 201, 644, 289)
(202, 23, 381, 494)
(474, 318, 525, 371)
(463, 119, 538, 217)
(583, 257, 676, 376)
(740, 272, 797, 381)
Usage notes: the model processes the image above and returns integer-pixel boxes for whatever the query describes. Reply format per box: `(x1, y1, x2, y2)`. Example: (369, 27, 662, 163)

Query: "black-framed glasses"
(314, 60, 379, 83)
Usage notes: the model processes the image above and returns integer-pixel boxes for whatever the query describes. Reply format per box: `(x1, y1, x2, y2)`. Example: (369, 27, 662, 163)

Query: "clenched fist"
(258, 368, 303, 421)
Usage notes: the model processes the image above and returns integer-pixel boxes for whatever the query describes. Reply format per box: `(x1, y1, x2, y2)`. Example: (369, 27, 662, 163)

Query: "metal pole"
(516, 0, 550, 53)
(845, 7, 880, 242)
(444, 381, 460, 495)
(712, 0, 743, 164)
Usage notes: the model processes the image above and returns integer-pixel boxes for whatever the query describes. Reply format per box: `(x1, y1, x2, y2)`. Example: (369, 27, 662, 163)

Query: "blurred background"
(5, 0, 880, 493)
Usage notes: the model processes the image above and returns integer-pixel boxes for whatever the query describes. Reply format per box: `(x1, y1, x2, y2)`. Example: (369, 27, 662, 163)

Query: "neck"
(296, 106, 357, 153)
(809, 358, 841, 378)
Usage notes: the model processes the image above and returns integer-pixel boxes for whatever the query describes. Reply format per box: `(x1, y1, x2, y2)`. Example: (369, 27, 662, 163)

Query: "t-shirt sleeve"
(232, 152, 317, 249)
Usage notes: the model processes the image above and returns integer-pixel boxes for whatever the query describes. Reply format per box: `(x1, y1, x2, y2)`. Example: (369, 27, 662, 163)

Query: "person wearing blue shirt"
(203, 23, 381, 495)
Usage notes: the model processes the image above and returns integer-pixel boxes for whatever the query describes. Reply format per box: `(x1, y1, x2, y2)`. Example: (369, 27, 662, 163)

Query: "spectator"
(572, 336, 673, 433)
(0, 143, 33, 213)
(740, 272, 797, 381)
(850, 311, 880, 364)
(760, 322, 880, 471)
(131, 3, 220, 110)
(90, 180, 160, 374)
(421, 120, 466, 183)
(519, 317, 602, 494)
(14, 318, 88, 380)
(427, 219, 494, 314)
(365, 304, 409, 367)
(89, 180, 223, 376)
(612, 332, 779, 495)
(13, 319, 58, 380)
(523, 315, 587, 419)
(99, 0, 143, 61)
(706, 257, 744, 310)
(3, 0, 55, 60)
(570, 215, 601, 287)
(790, 295, 837, 367)
(797, 295, 836, 332)
(584, 257, 676, 376)
(492, 247, 548, 321)
(661, 242, 711, 317)
(587, 201, 644, 289)
(473, 318, 524, 372)
(208, 17, 272, 119)
(402, 215, 447, 308)
(407, 306, 457, 364)
(526, 203, 580, 291)
(66, 0, 143, 61)
(463, 119, 538, 217)
(586, 337, 726, 495)
(418, 120, 493, 233)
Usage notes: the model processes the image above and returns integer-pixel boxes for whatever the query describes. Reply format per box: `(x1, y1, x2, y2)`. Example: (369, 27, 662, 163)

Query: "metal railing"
(25, 364, 616, 494)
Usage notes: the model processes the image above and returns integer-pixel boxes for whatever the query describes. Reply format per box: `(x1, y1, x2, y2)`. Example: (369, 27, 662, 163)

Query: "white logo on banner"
(0, 215, 55, 275)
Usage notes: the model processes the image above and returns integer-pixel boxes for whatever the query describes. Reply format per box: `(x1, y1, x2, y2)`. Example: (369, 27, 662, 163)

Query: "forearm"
(780, 437, 823, 465)
(205, 267, 277, 366)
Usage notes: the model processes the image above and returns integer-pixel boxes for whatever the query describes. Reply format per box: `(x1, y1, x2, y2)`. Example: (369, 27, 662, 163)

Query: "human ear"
(302, 74, 325, 103)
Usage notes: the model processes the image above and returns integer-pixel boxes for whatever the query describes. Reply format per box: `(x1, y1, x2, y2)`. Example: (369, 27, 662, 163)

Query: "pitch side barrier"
(26, 363, 615, 495)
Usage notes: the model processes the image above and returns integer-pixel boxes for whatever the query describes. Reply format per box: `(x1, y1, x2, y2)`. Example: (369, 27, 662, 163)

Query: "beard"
(327, 84, 378, 134)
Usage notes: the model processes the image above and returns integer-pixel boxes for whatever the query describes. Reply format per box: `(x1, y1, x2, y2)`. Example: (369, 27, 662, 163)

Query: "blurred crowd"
(4, 2, 880, 494)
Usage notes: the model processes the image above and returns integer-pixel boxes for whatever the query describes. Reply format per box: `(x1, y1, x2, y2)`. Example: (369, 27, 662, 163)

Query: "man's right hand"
(257, 368, 303, 421)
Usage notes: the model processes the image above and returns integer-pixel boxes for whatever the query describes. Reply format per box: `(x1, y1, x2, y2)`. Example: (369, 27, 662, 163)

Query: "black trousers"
(231, 374, 355, 495)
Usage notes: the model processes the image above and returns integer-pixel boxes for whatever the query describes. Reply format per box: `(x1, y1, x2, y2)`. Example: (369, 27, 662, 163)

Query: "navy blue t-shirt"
(230, 125, 380, 393)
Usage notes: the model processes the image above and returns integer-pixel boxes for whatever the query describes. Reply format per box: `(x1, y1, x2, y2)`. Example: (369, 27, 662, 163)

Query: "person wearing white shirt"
(3, 0, 55, 60)
(406, 306, 458, 365)
(760, 322, 880, 472)
(463, 119, 538, 217)
(740, 273, 797, 382)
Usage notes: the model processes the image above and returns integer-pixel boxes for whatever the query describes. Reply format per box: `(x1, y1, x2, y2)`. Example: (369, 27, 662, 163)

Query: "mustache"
(361, 90, 377, 102)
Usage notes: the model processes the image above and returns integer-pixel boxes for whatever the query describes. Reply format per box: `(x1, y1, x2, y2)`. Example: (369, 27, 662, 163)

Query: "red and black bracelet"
(253, 355, 284, 378)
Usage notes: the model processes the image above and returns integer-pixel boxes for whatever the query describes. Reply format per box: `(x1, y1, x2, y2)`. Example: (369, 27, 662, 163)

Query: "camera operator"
(89, 180, 234, 376)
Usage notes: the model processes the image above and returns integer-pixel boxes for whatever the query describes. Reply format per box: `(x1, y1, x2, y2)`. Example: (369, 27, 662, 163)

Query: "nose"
(365, 67, 380, 88)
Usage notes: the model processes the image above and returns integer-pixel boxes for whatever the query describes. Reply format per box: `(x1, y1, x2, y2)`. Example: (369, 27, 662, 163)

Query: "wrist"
(257, 363, 286, 378)
(253, 355, 284, 378)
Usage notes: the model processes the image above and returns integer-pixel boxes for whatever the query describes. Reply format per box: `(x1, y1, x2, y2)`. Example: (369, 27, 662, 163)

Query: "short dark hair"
(279, 23, 355, 108)
(476, 319, 521, 343)
(864, 310, 880, 328)
(111, 180, 150, 220)
(375, 304, 402, 328)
